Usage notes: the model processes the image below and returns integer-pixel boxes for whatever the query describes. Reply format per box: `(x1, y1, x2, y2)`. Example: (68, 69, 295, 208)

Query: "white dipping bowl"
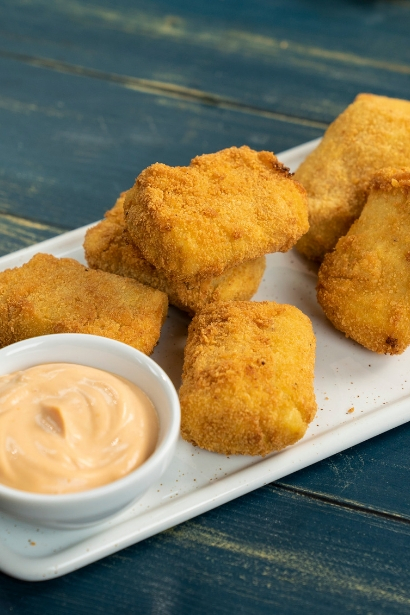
(0, 334, 180, 529)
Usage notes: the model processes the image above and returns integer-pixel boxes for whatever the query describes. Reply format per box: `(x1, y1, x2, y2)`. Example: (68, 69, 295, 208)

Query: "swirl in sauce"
(0, 363, 158, 494)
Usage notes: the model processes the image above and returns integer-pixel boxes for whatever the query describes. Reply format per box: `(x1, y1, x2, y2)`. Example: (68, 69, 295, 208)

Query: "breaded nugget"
(317, 168, 410, 354)
(84, 193, 266, 315)
(124, 146, 308, 282)
(0, 253, 168, 354)
(179, 301, 317, 456)
(295, 93, 410, 262)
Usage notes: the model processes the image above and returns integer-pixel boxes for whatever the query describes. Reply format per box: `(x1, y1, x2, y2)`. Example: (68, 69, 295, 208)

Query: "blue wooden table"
(0, 1, 410, 613)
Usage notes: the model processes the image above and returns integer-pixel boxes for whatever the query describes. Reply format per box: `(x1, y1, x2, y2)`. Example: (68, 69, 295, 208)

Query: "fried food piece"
(84, 193, 266, 315)
(0, 253, 168, 354)
(317, 168, 410, 354)
(295, 93, 410, 262)
(124, 146, 308, 282)
(179, 301, 317, 456)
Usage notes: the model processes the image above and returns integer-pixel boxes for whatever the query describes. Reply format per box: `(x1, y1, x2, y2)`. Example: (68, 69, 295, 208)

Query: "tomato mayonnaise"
(0, 363, 158, 494)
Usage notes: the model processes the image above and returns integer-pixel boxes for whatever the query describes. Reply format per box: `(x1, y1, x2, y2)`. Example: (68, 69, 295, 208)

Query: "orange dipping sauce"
(0, 363, 158, 494)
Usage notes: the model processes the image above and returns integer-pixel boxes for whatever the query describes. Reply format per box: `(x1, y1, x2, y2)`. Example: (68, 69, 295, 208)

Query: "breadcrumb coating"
(124, 146, 308, 282)
(84, 193, 266, 315)
(317, 168, 410, 354)
(0, 253, 168, 354)
(179, 301, 317, 456)
(295, 93, 410, 262)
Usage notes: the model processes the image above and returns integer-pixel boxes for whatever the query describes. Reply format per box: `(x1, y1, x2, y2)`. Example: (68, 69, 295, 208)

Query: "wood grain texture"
(1, 0, 410, 610)
(280, 421, 410, 521)
(1, 487, 410, 614)
(0, 214, 63, 256)
(0, 0, 409, 122)
(0, 56, 322, 229)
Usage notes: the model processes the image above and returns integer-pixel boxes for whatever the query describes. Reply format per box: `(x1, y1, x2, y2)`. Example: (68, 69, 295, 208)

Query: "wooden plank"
(1, 3, 410, 613)
(1, 486, 410, 613)
(0, 0, 409, 123)
(0, 214, 63, 256)
(0, 55, 323, 230)
(279, 420, 410, 521)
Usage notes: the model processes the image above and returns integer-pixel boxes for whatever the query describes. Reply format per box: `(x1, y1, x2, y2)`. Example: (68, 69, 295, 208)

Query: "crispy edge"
(316, 167, 410, 354)
(124, 146, 308, 282)
(295, 93, 410, 262)
(0, 252, 168, 354)
(84, 193, 266, 314)
(179, 300, 317, 456)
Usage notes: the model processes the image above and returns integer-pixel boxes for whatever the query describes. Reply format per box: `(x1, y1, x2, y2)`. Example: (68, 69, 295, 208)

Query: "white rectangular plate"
(2, 138, 410, 582)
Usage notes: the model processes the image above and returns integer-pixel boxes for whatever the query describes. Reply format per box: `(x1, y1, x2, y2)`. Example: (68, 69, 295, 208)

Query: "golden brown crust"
(179, 301, 317, 456)
(84, 193, 266, 314)
(317, 167, 410, 354)
(295, 93, 410, 262)
(369, 167, 410, 193)
(0, 253, 168, 354)
(124, 146, 308, 282)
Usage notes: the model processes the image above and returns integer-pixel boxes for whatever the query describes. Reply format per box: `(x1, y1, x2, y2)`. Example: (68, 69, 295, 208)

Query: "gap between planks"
(0, 49, 328, 130)
(271, 482, 410, 526)
(6, 0, 410, 75)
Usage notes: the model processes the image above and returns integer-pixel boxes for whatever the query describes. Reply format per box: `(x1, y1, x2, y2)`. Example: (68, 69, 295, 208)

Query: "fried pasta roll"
(0, 253, 168, 354)
(317, 168, 410, 354)
(84, 193, 266, 315)
(124, 146, 308, 283)
(179, 301, 317, 456)
(295, 93, 410, 262)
